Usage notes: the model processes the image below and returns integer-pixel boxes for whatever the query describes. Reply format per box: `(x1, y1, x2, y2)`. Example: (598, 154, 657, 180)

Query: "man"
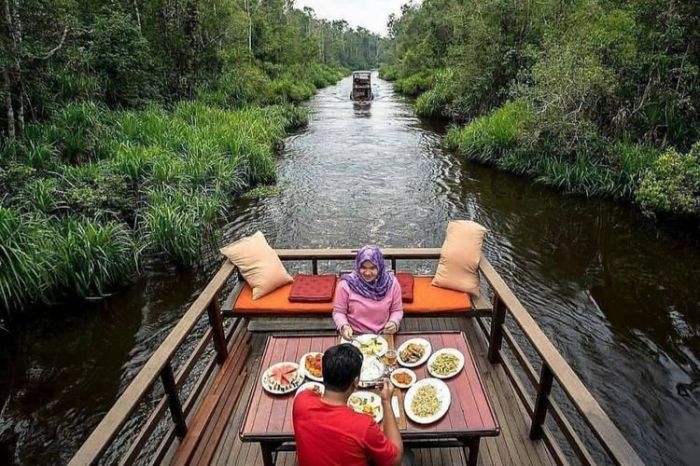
(293, 344, 404, 466)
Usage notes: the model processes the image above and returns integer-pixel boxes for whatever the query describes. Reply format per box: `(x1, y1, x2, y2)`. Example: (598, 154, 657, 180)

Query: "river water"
(1, 74, 698, 465)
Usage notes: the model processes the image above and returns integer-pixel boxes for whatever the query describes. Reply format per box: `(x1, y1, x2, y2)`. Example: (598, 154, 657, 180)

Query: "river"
(1, 73, 698, 465)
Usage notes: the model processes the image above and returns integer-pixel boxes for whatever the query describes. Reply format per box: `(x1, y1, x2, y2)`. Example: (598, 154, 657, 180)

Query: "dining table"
(239, 331, 500, 466)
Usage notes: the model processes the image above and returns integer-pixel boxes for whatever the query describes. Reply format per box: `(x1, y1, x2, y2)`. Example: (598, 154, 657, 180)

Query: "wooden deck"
(165, 316, 555, 466)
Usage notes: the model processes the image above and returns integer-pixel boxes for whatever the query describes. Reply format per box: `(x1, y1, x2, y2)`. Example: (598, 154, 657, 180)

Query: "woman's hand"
(383, 321, 398, 335)
(341, 324, 353, 340)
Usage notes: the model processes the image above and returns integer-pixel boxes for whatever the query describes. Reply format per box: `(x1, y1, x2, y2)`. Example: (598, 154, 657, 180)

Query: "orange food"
(305, 353, 322, 378)
(392, 372, 413, 385)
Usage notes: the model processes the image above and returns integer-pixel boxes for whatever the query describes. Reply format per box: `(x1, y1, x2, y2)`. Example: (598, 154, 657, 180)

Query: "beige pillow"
(220, 231, 292, 300)
(432, 221, 488, 296)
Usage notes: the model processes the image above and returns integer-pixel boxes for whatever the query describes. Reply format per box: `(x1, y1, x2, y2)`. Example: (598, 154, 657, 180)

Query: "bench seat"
(231, 277, 472, 316)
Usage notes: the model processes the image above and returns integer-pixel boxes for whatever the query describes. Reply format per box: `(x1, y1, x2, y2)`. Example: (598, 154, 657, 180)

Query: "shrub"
(415, 69, 454, 118)
(394, 71, 434, 97)
(637, 145, 700, 215)
(54, 217, 138, 297)
(379, 65, 399, 81)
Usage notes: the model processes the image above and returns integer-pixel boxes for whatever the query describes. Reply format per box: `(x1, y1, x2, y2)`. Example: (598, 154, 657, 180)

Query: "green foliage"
(54, 218, 138, 297)
(415, 69, 455, 118)
(0, 208, 53, 311)
(394, 71, 434, 97)
(379, 65, 399, 81)
(242, 185, 280, 199)
(637, 145, 700, 215)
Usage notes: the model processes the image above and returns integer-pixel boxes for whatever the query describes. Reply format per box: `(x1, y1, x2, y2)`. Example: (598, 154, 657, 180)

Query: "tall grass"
(415, 69, 454, 118)
(394, 71, 435, 97)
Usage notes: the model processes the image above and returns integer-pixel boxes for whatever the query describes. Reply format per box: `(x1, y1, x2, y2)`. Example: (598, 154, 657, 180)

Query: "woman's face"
(359, 260, 378, 282)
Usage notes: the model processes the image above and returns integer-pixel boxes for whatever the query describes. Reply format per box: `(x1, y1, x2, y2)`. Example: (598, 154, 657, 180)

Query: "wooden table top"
(240, 331, 499, 442)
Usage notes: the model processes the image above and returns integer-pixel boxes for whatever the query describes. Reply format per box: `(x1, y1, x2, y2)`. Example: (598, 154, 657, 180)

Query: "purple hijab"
(341, 245, 393, 301)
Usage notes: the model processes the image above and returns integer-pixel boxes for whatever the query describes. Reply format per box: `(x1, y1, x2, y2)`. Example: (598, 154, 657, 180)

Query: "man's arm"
(380, 379, 404, 466)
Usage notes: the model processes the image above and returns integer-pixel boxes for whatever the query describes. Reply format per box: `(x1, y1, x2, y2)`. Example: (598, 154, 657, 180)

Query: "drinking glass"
(385, 349, 397, 373)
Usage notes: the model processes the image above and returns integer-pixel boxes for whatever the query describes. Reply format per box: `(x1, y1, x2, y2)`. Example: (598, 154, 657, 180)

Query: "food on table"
(296, 381, 324, 396)
(304, 353, 323, 378)
(360, 357, 384, 384)
(430, 353, 460, 377)
(392, 371, 413, 386)
(358, 337, 384, 356)
(410, 384, 441, 418)
(400, 342, 425, 363)
(348, 394, 380, 418)
(263, 363, 303, 393)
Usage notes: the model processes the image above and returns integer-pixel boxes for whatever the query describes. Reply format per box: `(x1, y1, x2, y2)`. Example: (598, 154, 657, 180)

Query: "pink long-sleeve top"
(332, 277, 404, 334)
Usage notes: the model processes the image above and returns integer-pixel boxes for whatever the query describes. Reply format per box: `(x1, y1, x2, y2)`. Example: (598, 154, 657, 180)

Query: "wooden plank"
(247, 318, 335, 333)
(479, 257, 644, 466)
(69, 260, 236, 466)
(274, 248, 442, 260)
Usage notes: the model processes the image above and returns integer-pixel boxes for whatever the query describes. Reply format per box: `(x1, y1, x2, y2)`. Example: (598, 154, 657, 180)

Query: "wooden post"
(487, 295, 506, 363)
(391, 258, 397, 271)
(530, 364, 554, 440)
(207, 292, 228, 364)
(161, 363, 187, 438)
(312, 259, 318, 275)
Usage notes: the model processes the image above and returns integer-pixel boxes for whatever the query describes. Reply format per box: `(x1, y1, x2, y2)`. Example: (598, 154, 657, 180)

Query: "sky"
(293, 0, 415, 36)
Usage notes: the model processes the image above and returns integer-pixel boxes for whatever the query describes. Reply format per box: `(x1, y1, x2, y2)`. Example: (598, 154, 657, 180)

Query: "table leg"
(465, 437, 480, 466)
(260, 442, 276, 466)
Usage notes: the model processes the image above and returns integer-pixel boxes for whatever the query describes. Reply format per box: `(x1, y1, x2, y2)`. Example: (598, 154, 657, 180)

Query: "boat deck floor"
(171, 316, 555, 466)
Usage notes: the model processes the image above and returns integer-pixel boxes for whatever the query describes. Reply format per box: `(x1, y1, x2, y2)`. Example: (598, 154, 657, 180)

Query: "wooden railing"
(69, 248, 643, 466)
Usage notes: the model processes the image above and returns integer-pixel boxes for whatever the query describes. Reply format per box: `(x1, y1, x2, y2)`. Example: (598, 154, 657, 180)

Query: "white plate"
(348, 390, 383, 423)
(261, 362, 303, 395)
(359, 356, 385, 387)
(397, 338, 432, 367)
(296, 381, 324, 397)
(427, 348, 465, 379)
(352, 334, 388, 358)
(390, 368, 417, 389)
(299, 352, 323, 382)
(404, 378, 451, 424)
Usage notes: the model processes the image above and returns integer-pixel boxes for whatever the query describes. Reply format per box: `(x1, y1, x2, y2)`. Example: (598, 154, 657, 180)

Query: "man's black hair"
(322, 344, 363, 392)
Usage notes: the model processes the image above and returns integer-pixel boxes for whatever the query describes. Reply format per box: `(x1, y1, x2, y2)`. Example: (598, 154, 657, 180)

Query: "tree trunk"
(3, 68, 15, 138)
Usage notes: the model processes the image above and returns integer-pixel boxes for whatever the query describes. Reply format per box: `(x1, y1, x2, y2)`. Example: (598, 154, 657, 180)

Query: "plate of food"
(359, 356, 385, 387)
(390, 368, 417, 389)
(299, 352, 323, 381)
(404, 378, 451, 424)
(348, 391, 383, 423)
(261, 362, 304, 395)
(397, 338, 432, 367)
(352, 334, 388, 357)
(427, 348, 464, 379)
(296, 381, 324, 397)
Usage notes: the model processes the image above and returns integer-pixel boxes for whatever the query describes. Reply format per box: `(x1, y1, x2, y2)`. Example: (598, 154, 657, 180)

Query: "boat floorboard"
(169, 316, 555, 466)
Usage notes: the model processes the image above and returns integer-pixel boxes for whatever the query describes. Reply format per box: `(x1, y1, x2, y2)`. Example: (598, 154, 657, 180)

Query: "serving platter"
(348, 390, 383, 423)
(261, 362, 304, 395)
(427, 348, 464, 379)
(397, 338, 432, 367)
(404, 378, 451, 424)
(352, 334, 388, 357)
(299, 352, 323, 382)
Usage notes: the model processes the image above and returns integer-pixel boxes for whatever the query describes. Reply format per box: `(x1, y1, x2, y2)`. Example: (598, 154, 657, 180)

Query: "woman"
(333, 245, 404, 340)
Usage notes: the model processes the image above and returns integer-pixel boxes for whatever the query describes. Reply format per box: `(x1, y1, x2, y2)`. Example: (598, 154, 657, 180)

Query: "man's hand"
(341, 324, 353, 340)
(380, 379, 393, 402)
(383, 321, 398, 335)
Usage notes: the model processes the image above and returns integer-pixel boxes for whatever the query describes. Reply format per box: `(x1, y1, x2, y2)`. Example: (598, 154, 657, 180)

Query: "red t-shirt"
(293, 391, 398, 466)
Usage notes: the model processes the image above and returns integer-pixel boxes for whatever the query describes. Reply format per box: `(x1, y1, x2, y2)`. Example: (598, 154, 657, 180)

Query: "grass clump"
(394, 71, 434, 97)
(415, 69, 455, 118)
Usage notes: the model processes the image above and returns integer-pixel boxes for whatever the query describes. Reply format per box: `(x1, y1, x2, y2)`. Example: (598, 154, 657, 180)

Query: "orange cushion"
(288, 274, 337, 302)
(233, 277, 471, 315)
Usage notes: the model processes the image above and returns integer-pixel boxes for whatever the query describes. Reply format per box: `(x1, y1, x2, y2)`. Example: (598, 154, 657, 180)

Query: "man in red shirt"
(293, 344, 404, 466)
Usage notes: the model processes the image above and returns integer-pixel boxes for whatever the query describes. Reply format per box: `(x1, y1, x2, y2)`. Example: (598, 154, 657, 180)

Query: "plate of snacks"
(296, 381, 324, 397)
(348, 391, 383, 423)
(427, 348, 464, 379)
(299, 352, 323, 381)
(390, 368, 417, 389)
(261, 362, 304, 394)
(404, 378, 451, 424)
(352, 334, 388, 358)
(397, 338, 432, 367)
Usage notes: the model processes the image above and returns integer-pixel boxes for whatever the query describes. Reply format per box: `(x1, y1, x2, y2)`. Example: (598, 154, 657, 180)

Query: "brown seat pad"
(233, 277, 471, 315)
(288, 274, 337, 302)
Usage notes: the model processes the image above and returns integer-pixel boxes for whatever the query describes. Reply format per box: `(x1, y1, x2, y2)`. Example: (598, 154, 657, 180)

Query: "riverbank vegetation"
(380, 0, 700, 219)
(0, 1, 382, 315)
